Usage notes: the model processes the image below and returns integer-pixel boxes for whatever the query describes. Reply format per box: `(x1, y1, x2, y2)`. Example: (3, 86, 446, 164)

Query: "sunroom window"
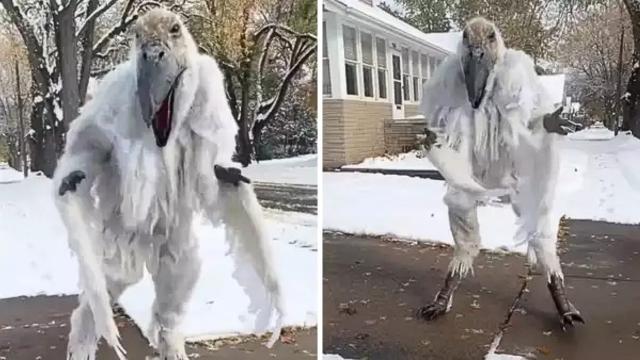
(361, 32, 374, 98)
(402, 48, 410, 101)
(343, 25, 358, 96)
(376, 37, 387, 99)
(322, 22, 331, 96)
(421, 54, 429, 87)
(412, 51, 420, 101)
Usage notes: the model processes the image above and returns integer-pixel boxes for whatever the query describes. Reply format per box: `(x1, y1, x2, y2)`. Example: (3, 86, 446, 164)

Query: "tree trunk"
(236, 72, 252, 167)
(54, 0, 80, 130)
(78, 0, 98, 103)
(252, 118, 266, 160)
(28, 97, 46, 173)
(16, 61, 28, 177)
(623, 0, 640, 137)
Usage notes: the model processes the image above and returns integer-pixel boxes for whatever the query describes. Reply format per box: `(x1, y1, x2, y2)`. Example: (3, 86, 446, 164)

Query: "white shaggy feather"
(420, 22, 563, 279)
(53, 9, 282, 359)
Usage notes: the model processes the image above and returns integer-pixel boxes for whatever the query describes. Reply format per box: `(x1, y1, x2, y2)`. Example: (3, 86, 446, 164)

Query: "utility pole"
(616, 1, 625, 136)
(15, 60, 27, 178)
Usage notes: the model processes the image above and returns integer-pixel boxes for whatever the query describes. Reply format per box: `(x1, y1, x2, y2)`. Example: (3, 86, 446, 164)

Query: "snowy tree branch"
(255, 40, 315, 126)
(255, 23, 316, 42)
(76, 0, 120, 37)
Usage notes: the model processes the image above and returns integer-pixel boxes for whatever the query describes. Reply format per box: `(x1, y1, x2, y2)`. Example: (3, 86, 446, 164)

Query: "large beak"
(463, 48, 491, 109)
(137, 43, 185, 147)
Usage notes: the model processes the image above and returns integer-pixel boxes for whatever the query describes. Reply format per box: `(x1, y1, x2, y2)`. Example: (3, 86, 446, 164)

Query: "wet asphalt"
(323, 219, 640, 360)
(0, 295, 316, 359)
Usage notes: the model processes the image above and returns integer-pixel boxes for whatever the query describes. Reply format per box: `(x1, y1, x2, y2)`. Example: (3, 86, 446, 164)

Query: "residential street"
(0, 295, 317, 359)
(323, 219, 640, 360)
(255, 182, 317, 214)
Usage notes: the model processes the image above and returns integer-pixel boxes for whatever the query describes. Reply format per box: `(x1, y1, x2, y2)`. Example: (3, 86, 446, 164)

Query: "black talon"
(214, 164, 251, 186)
(547, 274, 585, 329)
(418, 271, 462, 321)
(58, 170, 86, 196)
(417, 292, 450, 321)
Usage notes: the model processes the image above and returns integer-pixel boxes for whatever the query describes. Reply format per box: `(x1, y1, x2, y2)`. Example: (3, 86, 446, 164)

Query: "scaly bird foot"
(547, 275, 585, 330)
(417, 292, 452, 321)
(417, 302, 448, 321)
(560, 302, 585, 330)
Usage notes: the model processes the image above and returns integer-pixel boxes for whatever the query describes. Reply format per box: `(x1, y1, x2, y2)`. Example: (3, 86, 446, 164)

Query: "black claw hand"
(58, 170, 86, 196)
(417, 127, 438, 151)
(547, 275, 585, 329)
(543, 107, 583, 135)
(214, 165, 251, 186)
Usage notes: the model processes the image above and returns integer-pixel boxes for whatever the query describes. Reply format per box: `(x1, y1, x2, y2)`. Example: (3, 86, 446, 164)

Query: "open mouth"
(152, 86, 175, 148)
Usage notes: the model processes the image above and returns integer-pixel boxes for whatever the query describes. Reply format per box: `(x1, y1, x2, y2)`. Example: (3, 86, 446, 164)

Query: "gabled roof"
(326, 0, 456, 55)
(422, 32, 462, 54)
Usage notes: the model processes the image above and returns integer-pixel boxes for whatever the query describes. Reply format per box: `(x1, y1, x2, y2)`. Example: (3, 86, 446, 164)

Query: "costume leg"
(513, 132, 584, 328)
(67, 232, 145, 360)
(419, 188, 481, 320)
(67, 295, 99, 360)
(148, 239, 201, 360)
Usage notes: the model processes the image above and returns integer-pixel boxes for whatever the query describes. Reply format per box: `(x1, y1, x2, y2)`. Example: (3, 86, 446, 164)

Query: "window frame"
(420, 53, 429, 88)
(376, 37, 388, 100)
(360, 31, 375, 98)
(401, 47, 411, 102)
(322, 21, 332, 97)
(343, 25, 359, 96)
(411, 50, 420, 102)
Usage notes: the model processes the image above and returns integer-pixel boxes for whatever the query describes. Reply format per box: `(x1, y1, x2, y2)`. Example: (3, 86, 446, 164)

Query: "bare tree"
(0, 0, 163, 176)
(622, 0, 640, 135)
(0, 30, 30, 173)
(189, 0, 316, 166)
(560, 1, 632, 128)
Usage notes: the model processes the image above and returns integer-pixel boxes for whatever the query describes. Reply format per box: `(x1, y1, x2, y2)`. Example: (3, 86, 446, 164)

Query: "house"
(322, 0, 461, 168)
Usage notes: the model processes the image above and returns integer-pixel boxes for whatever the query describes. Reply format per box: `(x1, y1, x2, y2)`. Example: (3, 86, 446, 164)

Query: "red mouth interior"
(152, 88, 174, 147)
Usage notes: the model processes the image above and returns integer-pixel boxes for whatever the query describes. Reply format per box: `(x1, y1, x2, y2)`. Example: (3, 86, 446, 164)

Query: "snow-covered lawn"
(241, 154, 317, 185)
(342, 150, 437, 171)
(0, 173, 317, 341)
(324, 128, 640, 253)
(0, 163, 24, 184)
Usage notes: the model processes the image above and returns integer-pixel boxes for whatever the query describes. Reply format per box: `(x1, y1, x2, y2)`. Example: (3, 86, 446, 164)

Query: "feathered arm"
(420, 56, 492, 195)
(192, 55, 284, 348)
(53, 113, 125, 359)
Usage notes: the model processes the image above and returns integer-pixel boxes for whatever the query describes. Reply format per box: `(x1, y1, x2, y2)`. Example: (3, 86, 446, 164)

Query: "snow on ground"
(342, 150, 437, 171)
(324, 128, 640, 252)
(323, 355, 353, 360)
(485, 354, 527, 360)
(240, 154, 317, 185)
(0, 173, 317, 340)
(0, 163, 24, 184)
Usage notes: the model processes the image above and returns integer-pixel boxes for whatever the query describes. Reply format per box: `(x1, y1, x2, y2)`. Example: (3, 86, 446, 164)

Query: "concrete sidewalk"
(0, 295, 316, 359)
(323, 219, 640, 360)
